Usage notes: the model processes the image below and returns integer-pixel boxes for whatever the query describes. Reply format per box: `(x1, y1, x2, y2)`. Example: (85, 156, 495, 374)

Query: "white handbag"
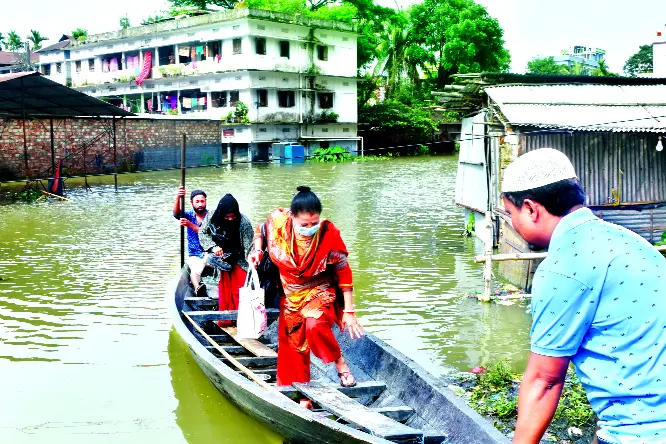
(236, 267, 267, 339)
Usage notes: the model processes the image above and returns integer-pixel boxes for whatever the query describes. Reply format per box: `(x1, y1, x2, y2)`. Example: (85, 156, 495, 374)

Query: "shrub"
(310, 146, 351, 163)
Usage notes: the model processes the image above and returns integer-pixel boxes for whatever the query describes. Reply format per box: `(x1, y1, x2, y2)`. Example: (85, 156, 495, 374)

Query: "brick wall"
(0, 118, 222, 181)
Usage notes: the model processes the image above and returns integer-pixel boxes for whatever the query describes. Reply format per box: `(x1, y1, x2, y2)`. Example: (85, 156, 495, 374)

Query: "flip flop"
(338, 371, 357, 388)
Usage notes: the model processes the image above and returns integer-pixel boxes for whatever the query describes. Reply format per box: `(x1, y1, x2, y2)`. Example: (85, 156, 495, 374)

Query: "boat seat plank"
(278, 381, 387, 401)
(220, 356, 277, 368)
(183, 309, 279, 323)
(293, 381, 423, 440)
(206, 344, 277, 356)
(184, 297, 217, 310)
(220, 326, 278, 358)
(370, 405, 415, 422)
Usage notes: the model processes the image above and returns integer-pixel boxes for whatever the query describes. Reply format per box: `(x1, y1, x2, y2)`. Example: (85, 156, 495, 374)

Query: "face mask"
(294, 222, 320, 237)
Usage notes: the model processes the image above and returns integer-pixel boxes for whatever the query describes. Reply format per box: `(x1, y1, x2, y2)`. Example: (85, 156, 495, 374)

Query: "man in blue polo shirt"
(173, 187, 208, 295)
(502, 148, 666, 444)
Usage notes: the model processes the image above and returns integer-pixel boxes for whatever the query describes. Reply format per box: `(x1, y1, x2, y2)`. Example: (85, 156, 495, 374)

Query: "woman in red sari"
(250, 186, 364, 388)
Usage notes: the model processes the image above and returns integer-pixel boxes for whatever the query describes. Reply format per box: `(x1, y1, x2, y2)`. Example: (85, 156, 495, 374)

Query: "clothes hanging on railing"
(109, 58, 119, 72)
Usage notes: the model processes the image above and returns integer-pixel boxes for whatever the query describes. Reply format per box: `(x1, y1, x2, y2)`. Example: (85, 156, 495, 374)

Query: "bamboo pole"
(474, 244, 666, 263)
(182, 312, 285, 396)
(480, 212, 493, 302)
(41, 189, 72, 201)
(180, 134, 186, 268)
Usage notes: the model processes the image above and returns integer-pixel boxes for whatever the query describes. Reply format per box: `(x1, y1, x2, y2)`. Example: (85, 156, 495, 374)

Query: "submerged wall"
(0, 118, 222, 181)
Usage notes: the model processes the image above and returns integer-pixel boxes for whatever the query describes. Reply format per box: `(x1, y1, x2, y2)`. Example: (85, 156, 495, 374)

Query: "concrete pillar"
(121, 52, 126, 71)
(177, 90, 182, 115)
(206, 91, 212, 113)
(227, 143, 233, 163)
(154, 47, 159, 67)
(174, 44, 179, 64)
(140, 93, 145, 113)
(157, 94, 162, 113)
(248, 145, 253, 163)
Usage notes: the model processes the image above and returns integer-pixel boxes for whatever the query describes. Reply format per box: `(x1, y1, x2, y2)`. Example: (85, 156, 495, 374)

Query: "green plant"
(168, 108, 179, 115)
(310, 146, 351, 163)
(455, 141, 461, 153)
(462, 212, 475, 237)
(417, 144, 429, 155)
(14, 184, 42, 202)
(469, 361, 518, 419)
(234, 101, 250, 123)
(553, 370, 595, 427)
(316, 110, 339, 123)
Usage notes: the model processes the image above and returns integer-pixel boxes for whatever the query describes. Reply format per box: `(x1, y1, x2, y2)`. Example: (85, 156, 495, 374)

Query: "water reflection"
(168, 329, 282, 444)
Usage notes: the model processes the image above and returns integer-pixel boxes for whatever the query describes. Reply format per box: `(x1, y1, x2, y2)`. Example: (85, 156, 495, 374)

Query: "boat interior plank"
(183, 309, 279, 323)
(220, 356, 278, 368)
(293, 381, 423, 440)
(278, 380, 387, 402)
(370, 405, 415, 422)
(205, 344, 277, 356)
(220, 326, 279, 358)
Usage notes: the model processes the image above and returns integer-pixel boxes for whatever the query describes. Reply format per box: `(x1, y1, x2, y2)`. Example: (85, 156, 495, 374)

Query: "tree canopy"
(6, 31, 23, 52)
(27, 30, 47, 51)
(623, 44, 653, 77)
(526, 57, 567, 75)
(72, 28, 88, 42)
(410, 0, 510, 86)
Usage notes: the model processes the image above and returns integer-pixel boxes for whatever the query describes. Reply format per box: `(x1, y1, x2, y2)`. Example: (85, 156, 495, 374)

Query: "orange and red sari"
(260, 209, 353, 386)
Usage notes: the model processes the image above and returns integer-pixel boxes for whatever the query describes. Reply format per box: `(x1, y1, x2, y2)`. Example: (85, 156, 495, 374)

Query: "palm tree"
(590, 60, 618, 77)
(27, 30, 48, 51)
(374, 14, 428, 99)
(6, 30, 23, 52)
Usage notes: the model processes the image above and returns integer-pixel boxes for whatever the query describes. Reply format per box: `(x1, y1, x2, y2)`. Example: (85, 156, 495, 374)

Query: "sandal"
(338, 371, 357, 388)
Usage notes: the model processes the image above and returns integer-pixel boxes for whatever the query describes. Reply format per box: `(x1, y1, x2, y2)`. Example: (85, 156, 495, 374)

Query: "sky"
(1, 0, 665, 74)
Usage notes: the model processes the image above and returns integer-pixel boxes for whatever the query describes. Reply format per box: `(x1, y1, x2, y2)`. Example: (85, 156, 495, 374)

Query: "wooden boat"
(169, 267, 510, 444)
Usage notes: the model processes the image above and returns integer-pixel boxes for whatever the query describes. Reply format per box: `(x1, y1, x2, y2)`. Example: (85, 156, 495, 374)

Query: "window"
(75, 61, 81, 72)
(233, 38, 242, 55)
(318, 93, 333, 109)
(42, 64, 51, 76)
(257, 89, 268, 107)
(88, 59, 95, 71)
(230, 90, 239, 106)
(210, 91, 227, 108)
(317, 45, 328, 61)
(320, 141, 330, 149)
(278, 90, 295, 108)
(279, 40, 290, 58)
(255, 38, 266, 55)
(56, 63, 62, 74)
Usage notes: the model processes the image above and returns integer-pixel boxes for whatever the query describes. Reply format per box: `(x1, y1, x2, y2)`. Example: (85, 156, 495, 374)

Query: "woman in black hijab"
(199, 194, 254, 312)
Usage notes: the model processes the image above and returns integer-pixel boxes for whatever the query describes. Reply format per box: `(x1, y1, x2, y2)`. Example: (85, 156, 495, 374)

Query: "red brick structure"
(0, 118, 222, 181)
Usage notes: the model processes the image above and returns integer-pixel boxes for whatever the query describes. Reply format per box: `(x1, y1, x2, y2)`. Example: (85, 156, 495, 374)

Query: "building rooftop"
(485, 84, 666, 132)
(0, 51, 39, 66)
(73, 8, 356, 48)
(38, 35, 72, 53)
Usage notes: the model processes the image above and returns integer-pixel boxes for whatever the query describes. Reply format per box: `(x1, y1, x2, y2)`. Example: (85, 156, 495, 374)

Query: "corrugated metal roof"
(486, 84, 666, 132)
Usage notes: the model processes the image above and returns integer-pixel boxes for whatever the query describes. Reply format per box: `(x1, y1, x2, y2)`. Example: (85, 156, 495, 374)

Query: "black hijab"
(209, 194, 242, 254)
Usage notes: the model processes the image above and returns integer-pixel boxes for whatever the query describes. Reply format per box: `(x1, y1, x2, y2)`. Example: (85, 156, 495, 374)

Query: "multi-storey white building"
(37, 9, 359, 157)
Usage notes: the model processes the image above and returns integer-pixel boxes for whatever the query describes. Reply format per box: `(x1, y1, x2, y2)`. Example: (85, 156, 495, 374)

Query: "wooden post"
(50, 119, 55, 174)
(113, 117, 118, 192)
(180, 134, 187, 268)
(481, 211, 493, 302)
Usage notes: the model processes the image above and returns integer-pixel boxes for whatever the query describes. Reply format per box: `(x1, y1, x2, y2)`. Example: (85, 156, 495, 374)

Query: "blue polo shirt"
(530, 207, 666, 443)
(173, 209, 207, 258)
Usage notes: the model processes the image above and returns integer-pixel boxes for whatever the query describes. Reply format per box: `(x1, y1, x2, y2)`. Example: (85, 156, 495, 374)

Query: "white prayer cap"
(502, 148, 577, 193)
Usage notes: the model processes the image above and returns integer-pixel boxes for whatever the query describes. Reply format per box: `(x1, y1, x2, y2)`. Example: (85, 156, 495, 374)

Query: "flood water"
(0, 155, 531, 443)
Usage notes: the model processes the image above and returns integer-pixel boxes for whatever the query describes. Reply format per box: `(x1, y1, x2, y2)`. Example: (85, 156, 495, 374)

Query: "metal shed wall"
(592, 207, 666, 244)
(523, 131, 666, 206)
